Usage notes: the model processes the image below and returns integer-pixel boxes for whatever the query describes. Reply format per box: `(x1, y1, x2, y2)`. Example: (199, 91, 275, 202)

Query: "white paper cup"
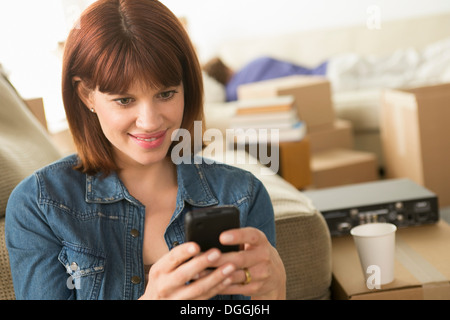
(350, 223, 397, 286)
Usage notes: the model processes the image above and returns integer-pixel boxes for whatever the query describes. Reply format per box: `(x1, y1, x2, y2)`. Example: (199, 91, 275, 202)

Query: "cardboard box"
(332, 220, 450, 300)
(353, 130, 384, 168)
(24, 98, 47, 130)
(380, 84, 450, 207)
(237, 76, 335, 131)
(51, 128, 76, 156)
(233, 137, 312, 190)
(310, 148, 378, 188)
(278, 138, 312, 190)
(307, 119, 354, 153)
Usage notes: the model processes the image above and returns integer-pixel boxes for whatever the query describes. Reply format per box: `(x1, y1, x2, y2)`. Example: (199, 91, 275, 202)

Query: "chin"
(134, 152, 169, 167)
(114, 145, 169, 168)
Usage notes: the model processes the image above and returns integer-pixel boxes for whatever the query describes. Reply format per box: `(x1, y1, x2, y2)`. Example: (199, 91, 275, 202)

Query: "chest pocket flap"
(58, 241, 106, 299)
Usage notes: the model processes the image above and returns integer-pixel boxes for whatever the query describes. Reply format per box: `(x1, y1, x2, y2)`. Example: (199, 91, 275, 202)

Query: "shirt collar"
(176, 162, 219, 207)
(85, 171, 134, 204)
(85, 161, 219, 207)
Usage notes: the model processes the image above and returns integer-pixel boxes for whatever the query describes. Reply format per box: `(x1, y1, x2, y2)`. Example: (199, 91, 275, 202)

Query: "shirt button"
(70, 262, 78, 271)
(131, 276, 141, 284)
(172, 241, 180, 247)
(130, 229, 140, 238)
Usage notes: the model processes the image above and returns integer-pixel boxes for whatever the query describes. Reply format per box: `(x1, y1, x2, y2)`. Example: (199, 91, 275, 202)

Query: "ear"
(72, 76, 95, 110)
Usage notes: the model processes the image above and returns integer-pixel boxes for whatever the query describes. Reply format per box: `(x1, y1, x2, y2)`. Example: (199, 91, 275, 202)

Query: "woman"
(5, 0, 285, 300)
(202, 56, 327, 101)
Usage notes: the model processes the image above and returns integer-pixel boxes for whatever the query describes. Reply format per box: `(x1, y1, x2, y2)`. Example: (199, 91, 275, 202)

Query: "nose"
(135, 101, 163, 130)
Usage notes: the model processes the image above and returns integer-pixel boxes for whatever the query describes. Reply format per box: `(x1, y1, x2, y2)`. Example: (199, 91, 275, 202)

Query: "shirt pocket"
(58, 242, 106, 300)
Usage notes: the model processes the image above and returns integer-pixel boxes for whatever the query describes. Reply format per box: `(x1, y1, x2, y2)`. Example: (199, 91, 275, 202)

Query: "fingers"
(174, 247, 223, 283)
(146, 242, 237, 299)
(217, 227, 271, 268)
(217, 252, 285, 299)
(220, 227, 266, 248)
(164, 242, 200, 272)
(218, 263, 269, 293)
(145, 229, 285, 299)
(175, 262, 236, 300)
(215, 227, 286, 299)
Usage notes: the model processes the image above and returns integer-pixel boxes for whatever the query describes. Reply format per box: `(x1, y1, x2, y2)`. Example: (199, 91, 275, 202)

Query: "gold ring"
(242, 268, 252, 285)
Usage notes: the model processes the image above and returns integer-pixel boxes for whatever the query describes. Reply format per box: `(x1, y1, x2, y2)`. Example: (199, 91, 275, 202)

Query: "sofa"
(202, 12, 450, 168)
(0, 67, 332, 299)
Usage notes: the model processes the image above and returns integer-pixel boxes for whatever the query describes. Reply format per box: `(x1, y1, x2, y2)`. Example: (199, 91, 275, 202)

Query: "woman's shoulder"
(32, 154, 83, 181)
(37, 153, 80, 171)
(12, 154, 84, 196)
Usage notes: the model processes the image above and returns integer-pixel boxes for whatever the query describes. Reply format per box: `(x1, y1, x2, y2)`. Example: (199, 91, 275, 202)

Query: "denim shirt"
(5, 154, 275, 300)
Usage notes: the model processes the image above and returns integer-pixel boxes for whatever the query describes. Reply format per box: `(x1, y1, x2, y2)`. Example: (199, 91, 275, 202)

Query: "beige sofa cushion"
(0, 72, 61, 218)
(0, 70, 62, 300)
(0, 219, 13, 300)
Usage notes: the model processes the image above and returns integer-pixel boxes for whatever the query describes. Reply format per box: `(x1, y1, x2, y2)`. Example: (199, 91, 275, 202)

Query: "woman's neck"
(117, 157, 178, 204)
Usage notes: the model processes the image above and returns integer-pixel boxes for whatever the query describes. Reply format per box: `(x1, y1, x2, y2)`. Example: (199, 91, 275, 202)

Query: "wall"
(161, 0, 450, 61)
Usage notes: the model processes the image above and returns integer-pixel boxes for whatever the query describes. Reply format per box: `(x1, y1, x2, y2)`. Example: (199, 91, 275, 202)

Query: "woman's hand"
(215, 227, 286, 300)
(139, 242, 236, 300)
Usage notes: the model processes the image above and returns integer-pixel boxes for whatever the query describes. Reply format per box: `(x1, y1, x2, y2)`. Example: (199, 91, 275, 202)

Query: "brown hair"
(202, 57, 232, 86)
(62, 0, 204, 176)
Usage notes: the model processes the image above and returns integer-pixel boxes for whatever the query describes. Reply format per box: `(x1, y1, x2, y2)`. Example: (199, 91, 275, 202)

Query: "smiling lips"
(129, 130, 167, 149)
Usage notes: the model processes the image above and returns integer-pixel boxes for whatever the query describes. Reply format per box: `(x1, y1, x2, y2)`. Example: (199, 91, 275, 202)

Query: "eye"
(114, 97, 134, 106)
(158, 90, 178, 101)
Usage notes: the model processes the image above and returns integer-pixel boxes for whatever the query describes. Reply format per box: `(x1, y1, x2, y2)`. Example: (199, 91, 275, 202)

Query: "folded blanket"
(327, 36, 450, 92)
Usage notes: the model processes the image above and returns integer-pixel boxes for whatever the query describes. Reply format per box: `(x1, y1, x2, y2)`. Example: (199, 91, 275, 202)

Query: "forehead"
(96, 80, 183, 96)
(97, 63, 182, 94)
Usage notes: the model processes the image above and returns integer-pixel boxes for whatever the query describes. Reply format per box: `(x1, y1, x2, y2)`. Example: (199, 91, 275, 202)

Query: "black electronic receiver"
(303, 178, 439, 237)
(185, 205, 240, 252)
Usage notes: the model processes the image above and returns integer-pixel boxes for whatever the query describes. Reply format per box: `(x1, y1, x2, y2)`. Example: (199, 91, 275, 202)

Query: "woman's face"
(88, 81, 184, 169)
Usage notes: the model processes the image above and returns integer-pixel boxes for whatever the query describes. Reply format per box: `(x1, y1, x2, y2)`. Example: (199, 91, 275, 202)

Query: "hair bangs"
(93, 36, 184, 95)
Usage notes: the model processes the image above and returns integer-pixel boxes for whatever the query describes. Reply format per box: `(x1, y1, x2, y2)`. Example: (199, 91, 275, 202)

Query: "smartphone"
(185, 205, 240, 252)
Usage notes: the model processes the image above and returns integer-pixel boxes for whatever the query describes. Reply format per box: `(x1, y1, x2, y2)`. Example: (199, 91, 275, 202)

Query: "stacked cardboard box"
(380, 83, 450, 207)
(238, 75, 378, 189)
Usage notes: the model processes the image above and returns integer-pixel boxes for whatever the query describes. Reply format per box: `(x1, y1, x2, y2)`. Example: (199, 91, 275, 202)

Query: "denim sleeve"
(5, 174, 73, 300)
(245, 176, 276, 248)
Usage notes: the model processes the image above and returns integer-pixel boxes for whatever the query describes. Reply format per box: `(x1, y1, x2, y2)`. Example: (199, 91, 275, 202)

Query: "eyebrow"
(105, 84, 182, 96)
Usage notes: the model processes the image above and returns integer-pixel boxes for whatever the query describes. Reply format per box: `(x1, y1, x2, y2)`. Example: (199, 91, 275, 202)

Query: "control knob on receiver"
(337, 222, 352, 232)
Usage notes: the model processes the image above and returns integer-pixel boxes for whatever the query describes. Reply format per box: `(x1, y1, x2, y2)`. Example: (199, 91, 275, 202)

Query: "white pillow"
(202, 71, 226, 103)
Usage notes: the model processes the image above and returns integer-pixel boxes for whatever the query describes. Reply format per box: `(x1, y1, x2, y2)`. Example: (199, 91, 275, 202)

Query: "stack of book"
(230, 95, 306, 143)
